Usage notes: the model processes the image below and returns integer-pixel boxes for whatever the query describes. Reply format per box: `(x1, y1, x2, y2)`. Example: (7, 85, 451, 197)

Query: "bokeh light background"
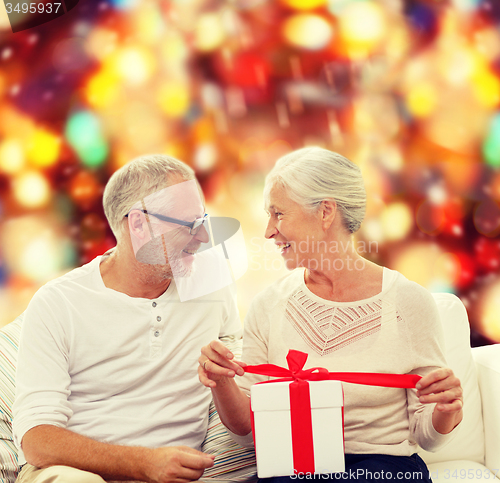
(1, 0, 500, 345)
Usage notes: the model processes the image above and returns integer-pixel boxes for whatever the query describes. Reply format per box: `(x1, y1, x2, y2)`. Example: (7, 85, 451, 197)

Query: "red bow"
(245, 349, 422, 388)
(246, 350, 421, 475)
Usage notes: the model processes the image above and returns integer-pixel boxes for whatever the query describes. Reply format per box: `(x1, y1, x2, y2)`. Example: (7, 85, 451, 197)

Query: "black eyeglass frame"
(125, 210, 208, 235)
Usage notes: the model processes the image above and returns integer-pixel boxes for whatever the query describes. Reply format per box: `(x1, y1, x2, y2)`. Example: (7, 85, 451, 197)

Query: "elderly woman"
(199, 147, 463, 482)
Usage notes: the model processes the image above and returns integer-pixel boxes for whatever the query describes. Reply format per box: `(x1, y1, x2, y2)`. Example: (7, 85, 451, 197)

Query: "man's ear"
(127, 210, 149, 240)
(321, 199, 337, 230)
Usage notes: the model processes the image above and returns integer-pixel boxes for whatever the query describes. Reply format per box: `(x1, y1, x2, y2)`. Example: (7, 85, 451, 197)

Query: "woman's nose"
(265, 218, 277, 239)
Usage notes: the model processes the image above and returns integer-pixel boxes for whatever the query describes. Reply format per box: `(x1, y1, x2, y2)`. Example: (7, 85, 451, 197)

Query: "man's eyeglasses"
(126, 210, 209, 235)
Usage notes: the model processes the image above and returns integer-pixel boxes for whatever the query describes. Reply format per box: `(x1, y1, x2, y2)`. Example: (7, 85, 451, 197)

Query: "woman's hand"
(416, 367, 463, 434)
(198, 340, 247, 389)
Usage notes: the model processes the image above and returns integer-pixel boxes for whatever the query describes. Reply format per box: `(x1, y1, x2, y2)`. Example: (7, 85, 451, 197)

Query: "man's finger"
(178, 449, 215, 470)
(177, 445, 213, 455)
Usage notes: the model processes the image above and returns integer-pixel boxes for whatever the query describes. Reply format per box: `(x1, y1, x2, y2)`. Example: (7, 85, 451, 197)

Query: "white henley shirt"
(13, 253, 242, 464)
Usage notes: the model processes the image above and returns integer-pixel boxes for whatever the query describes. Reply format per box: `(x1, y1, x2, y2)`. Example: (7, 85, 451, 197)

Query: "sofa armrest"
(472, 344, 500, 474)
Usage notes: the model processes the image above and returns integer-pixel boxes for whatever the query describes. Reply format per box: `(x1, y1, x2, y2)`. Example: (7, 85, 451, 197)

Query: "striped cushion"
(202, 402, 256, 480)
(0, 314, 23, 483)
(201, 336, 257, 480)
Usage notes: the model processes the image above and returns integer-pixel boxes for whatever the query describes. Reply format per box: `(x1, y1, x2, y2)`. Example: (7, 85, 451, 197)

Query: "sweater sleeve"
(12, 286, 73, 450)
(237, 291, 273, 396)
(218, 283, 243, 340)
(398, 282, 460, 452)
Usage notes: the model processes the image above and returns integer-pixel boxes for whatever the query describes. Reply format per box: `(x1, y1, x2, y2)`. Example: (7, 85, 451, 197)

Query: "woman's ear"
(321, 200, 337, 230)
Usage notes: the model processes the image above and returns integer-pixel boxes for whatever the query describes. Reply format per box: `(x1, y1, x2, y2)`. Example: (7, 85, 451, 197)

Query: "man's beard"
(135, 235, 195, 280)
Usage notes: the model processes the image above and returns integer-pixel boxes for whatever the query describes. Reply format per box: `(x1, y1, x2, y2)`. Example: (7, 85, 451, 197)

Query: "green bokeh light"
(483, 113, 500, 169)
(65, 111, 109, 168)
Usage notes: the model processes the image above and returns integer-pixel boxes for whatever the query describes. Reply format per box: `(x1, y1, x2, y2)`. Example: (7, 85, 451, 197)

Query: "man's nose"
(194, 223, 210, 243)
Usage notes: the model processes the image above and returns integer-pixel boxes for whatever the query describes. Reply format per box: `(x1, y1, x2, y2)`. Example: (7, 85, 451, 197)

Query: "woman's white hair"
(103, 154, 196, 240)
(264, 147, 366, 234)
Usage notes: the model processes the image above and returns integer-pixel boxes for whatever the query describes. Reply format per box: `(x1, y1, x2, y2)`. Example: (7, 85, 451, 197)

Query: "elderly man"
(13, 155, 242, 483)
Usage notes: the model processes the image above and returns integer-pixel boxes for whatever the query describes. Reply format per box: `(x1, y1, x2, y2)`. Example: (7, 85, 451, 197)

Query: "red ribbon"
(246, 350, 422, 475)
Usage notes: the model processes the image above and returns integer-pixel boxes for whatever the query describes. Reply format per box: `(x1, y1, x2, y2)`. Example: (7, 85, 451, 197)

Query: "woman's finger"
(419, 386, 463, 405)
(435, 399, 463, 412)
(198, 365, 216, 388)
(416, 375, 461, 397)
(416, 368, 453, 391)
(201, 341, 245, 376)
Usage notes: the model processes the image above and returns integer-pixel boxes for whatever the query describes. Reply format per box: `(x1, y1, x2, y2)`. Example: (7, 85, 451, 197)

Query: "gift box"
(251, 379, 345, 478)
(245, 350, 422, 479)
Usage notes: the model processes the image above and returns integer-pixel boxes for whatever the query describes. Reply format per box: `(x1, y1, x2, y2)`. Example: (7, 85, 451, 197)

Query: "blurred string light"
(194, 144, 218, 172)
(161, 33, 189, 65)
(0, 216, 75, 283)
(85, 28, 119, 61)
(423, 94, 488, 154)
(380, 202, 413, 241)
(474, 28, 500, 62)
(337, 1, 385, 58)
(112, 47, 156, 86)
(391, 243, 454, 291)
(282, 14, 333, 50)
(483, 112, 500, 168)
(85, 47, 156, 108)
(0, 139, 25, 174)
(451, 0, 481, 11)
(157, 81, 191, 118)
(405, 82, 437, 118)
(416, 200, 443, 236)
(473, 200, 500, 237)
(135, 4, 164, 45)
(194, 13, 226, 52)
(327, 0, 351, 15)
(283, 0, 327, 10)
(13, 171, 51, 208)
(85, 67, 120, 109)
(474, 237, 500, 273)
(68, 171, 102, 207)
(2, 0, 500, 341)
(471, 65, 500, 108)
(479, 281, 500, 341)
(109, 0, 140, 11)
(65, 111, 108, 168)
(26, 129, 61, 168)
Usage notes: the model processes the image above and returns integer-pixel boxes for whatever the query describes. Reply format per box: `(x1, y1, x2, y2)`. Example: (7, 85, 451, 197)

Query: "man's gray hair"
(103, 154, 196, 240)
(264, 147, 366, 234)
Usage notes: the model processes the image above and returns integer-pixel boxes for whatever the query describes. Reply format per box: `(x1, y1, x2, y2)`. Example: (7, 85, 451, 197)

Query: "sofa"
(1, 292, 499, 482)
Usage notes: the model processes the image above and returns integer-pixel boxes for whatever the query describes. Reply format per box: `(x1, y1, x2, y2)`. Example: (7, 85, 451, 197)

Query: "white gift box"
(251, 379, 345, 478)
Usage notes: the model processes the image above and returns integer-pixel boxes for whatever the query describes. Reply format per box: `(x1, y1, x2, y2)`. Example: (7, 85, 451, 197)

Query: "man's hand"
(416, 367, 463, 434)
(144, 446, 214, 483)
(21, 426, 214, 483)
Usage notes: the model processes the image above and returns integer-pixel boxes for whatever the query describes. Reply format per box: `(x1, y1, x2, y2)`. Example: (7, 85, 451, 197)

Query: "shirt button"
(157, 316, 161, 321)
(154, 330, 160, 337)
(152, 302, 157, 308)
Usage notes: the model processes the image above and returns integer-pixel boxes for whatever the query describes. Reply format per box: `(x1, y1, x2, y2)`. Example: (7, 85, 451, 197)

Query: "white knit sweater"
(237, 267, 457, 456)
